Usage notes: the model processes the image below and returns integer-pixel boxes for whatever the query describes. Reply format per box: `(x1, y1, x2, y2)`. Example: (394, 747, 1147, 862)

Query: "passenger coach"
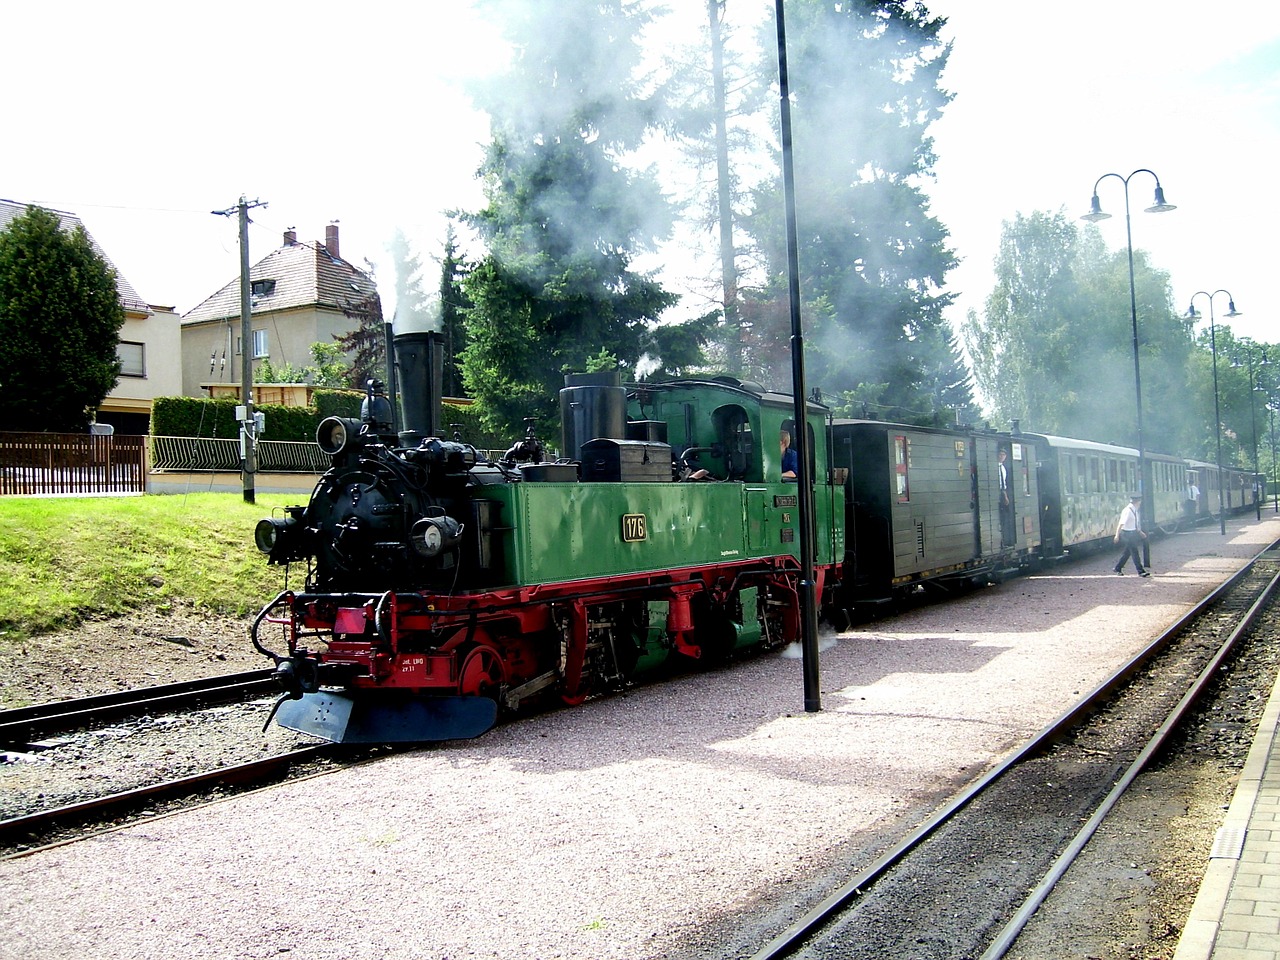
(1025, 434, 1185, 554)
(832, 420, 1041, 603)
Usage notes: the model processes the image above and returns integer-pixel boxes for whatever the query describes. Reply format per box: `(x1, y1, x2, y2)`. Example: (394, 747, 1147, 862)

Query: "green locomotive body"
(253, 368, 845, 743)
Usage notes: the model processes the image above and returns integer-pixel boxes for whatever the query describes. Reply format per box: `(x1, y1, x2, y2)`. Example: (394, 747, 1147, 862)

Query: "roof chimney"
(283, 228, 296, 246)
(325, 224, 340, 259)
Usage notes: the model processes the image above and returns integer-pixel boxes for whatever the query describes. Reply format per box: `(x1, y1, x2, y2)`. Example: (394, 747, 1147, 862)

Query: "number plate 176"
(621, 514, 647, 542)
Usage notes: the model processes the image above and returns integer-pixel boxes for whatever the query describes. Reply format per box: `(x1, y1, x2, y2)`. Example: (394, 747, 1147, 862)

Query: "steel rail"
(0, 744, 333, 851)
(0, 669, 277, 746)
(980, 555, 1280, 958)
(748, 539, 1280, 960)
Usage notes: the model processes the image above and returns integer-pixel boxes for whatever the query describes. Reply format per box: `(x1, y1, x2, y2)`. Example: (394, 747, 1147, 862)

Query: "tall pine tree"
(741, 0, 971, 422)
(460, 0, 682, 438)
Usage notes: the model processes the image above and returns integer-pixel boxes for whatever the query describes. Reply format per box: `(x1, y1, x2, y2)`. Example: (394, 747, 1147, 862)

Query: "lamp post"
(1081, 170, 1176, 542)
(1242, 343, 1263, 521)
(1185, 290, 1241, 535)
(1264, 396, 1274, 519)
(1259, 347, 1278, 515)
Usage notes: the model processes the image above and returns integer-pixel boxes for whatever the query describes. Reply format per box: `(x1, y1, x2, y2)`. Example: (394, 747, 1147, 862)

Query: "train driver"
(780, 429, 798, 481)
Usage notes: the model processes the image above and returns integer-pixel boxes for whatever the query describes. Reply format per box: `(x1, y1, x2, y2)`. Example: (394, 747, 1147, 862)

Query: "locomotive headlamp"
(255, 517, 285, 554)
(410, 515, 464, 558)
(317, 417, 365, 456)
(255, 513, 309, 564)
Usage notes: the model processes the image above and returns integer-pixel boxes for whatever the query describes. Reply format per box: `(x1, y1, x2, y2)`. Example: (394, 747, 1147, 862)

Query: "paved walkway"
(1176, 646, 1280, 959)
(147, 470, 320, 495)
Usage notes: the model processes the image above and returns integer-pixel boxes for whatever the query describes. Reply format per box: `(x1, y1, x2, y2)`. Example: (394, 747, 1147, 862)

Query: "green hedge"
(150, 395, 355, 443)
(150, 393, 508, 450)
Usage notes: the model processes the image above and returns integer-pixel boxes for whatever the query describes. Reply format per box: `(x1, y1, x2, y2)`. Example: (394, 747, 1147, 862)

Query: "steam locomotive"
(251, 332, 1261, 744)
(252, 331, 844, 742)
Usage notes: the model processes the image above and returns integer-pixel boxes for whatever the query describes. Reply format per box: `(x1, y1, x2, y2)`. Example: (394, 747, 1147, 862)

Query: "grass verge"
(0, 493, 299, 639)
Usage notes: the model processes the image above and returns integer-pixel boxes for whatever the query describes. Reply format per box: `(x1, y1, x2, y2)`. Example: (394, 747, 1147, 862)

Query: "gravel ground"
(1, 516, 1277, 960)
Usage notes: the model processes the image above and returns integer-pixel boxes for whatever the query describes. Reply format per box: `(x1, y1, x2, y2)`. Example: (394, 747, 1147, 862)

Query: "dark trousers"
(1115, 530, 1146, 574)
(999, 496, 1015, 546)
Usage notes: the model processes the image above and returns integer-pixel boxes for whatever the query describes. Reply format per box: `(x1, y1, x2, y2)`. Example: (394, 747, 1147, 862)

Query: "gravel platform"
(4, 516, 1278, 960)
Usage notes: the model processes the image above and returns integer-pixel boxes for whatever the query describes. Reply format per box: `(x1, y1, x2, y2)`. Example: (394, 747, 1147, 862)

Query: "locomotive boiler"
(252, 331, 846, 743)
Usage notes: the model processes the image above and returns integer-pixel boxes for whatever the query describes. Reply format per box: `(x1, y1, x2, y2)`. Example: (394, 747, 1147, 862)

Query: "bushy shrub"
(149, 392, 508, 449)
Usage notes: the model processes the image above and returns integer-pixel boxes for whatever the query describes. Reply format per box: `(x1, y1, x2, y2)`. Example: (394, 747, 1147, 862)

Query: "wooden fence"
(0, 432, 148, 496)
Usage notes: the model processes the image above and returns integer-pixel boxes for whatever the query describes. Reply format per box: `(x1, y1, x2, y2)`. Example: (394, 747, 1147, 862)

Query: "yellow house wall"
(180, 305, 359, 398)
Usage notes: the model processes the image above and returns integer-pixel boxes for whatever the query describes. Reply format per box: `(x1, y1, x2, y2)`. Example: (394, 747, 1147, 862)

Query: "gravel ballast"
(3, 517, 1278, 960)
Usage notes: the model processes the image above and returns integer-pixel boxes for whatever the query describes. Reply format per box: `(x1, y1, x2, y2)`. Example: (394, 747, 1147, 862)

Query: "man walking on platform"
(1113, 494, 1150, 577)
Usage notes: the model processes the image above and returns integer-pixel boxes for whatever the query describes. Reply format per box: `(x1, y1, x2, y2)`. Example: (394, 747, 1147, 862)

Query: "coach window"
(1015, 444, 1031, 496)
(894, 435, 909, 502)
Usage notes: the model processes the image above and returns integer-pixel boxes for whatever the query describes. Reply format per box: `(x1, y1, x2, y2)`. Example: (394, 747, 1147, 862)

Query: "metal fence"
(149, 436, 331, 473)
(0, 432, 148, 496)
(1, 433, 518, 496)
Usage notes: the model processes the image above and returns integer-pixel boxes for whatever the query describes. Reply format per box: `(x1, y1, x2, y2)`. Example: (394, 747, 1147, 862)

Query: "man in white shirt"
(997, 448, 1015, 546)
(1184, 480, 1200, 521)
(1113, 494, 1150, 577)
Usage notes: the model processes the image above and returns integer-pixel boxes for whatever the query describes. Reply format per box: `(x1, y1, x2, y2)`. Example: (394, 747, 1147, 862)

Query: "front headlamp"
(410, 516, 464, 558)
(255, 514, 310, 564)
(317, 417, 365, 456)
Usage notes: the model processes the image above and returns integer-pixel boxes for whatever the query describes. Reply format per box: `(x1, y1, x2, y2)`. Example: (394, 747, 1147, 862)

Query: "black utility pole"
(709, 0, 741, 374)
(213, 196, 267, 503)
(775, 0, 821, 713)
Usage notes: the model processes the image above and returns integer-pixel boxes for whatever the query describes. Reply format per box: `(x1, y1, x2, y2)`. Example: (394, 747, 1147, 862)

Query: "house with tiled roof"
(0, 199, 181, 435)
(180, 224, 381, 400)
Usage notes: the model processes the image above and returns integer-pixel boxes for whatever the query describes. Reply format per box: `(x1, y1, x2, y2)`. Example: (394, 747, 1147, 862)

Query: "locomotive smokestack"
(560, 370, 626, 461)
(394, 329, 444, 447)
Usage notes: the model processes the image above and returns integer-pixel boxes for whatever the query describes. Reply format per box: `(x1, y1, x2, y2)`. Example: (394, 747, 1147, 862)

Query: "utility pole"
(213, 196, 268, 503)
(774, 0, 821, 713)
(708, 0, 741, 374)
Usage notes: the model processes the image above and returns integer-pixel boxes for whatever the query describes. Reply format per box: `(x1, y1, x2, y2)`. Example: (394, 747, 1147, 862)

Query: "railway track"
(746, 541, 1280, 960)
(0, 744, 334, 851)
(0, 669, 277, 749)
(0, 670, 346, 854)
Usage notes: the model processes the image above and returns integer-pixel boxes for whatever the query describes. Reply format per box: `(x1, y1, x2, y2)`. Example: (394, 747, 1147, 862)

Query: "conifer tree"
(460, 0, 683, 437)
(0, 205, 125, 431)
(741, 0, 971, 422)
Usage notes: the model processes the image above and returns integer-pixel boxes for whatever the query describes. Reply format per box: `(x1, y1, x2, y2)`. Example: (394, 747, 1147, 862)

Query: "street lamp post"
(1264, 396, 1274, 514)
(1081, 170, 1176, 545)
(1185, 290, 1242, 536)
(1260, 347, 1278, 515)
(1244, 344, 1263, 521)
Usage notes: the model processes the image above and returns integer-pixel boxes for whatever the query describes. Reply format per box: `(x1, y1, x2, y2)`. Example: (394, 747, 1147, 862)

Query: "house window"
(251, 279, 276, 297)
(237, 331, 270, 358)
(117, 341, 145, 378)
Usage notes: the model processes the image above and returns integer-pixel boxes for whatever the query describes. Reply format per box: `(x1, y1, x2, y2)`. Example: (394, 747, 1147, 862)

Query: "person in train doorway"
(997, 447, 1015, 546)
(1184, 478, 1200, 522)
(1113, 494, 1150, 577)
(780, 428, 798, 481)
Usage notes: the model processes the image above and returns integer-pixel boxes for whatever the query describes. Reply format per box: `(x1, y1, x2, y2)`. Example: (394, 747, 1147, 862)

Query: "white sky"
(5, 2, 1279, 355)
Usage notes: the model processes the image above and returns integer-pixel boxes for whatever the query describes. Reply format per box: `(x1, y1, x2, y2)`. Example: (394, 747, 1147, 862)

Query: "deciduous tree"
(962, 209, 1196, 455)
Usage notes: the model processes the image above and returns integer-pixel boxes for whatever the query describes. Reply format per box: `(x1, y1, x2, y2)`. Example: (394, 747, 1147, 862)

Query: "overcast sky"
(5, 2, 1279, 360)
